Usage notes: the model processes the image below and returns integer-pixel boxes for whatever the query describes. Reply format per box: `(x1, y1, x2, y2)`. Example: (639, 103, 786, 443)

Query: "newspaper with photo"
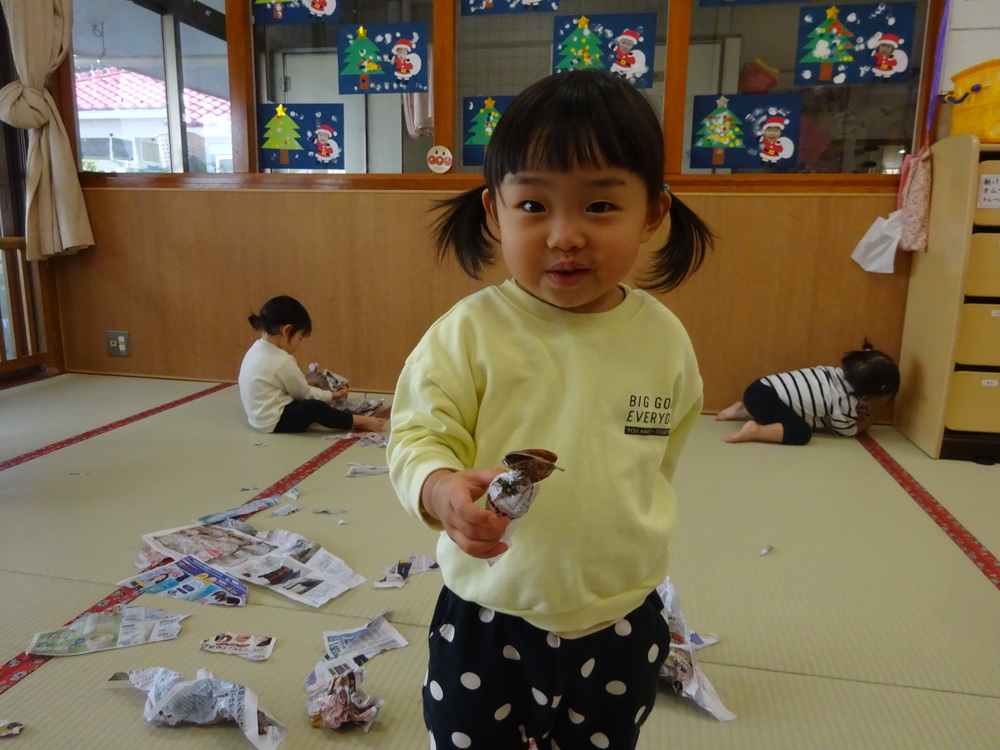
(27, 606, 187, 657)
(118, 555, 247, 606)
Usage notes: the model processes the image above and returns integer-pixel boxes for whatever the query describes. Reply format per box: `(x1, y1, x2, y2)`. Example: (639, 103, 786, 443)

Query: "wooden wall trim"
(225, 0, 256, 173)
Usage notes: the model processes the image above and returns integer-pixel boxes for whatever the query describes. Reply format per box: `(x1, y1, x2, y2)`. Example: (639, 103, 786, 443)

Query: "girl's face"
(483, 166, 667, 314)
(269, 324, 306, 354)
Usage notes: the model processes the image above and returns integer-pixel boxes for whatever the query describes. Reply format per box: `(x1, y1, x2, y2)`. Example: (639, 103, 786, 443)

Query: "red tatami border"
(856, 432, 1000, 591)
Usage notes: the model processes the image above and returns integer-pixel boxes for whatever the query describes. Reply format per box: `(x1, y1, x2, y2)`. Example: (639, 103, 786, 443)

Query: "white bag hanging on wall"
(851, 209, 904, 273)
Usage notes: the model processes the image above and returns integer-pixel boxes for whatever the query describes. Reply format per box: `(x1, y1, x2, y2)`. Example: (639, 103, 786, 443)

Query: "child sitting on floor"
(238, 295, 385, 434)
(716, 340, 899, 445)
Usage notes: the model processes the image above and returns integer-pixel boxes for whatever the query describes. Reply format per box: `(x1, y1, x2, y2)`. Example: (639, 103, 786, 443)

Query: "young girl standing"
(238, 295, 385, 434)
(716, 341, 900, 445)
(387, 71, 714, 750)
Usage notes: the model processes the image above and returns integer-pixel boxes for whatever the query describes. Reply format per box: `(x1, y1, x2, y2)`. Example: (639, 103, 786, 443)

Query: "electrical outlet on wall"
(106, 330, 130, 357)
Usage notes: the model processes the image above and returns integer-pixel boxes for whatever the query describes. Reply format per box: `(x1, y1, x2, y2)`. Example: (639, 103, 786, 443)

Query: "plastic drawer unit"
(946, 371, 1000, 433)
(965, 234, 1000, 296)
(954, 303, 1000, 366)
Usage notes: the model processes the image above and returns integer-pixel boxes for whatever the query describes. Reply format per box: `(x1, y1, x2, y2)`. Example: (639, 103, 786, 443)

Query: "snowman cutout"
(610, 29, 648, 83)
(758, 115, 795, 164)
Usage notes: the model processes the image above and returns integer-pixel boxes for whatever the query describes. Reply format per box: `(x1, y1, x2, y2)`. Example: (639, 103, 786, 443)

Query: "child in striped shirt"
(716, 341, 900, 445)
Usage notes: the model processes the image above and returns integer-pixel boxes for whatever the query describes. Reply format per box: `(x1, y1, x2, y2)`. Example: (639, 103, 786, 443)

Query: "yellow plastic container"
(965, 234, 1000, 297)
(948, 59, 1000, 143)
(955, 303, 1000, 366)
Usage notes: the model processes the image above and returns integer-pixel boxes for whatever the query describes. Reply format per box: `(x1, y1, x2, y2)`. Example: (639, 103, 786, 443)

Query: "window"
(684, 1, 931, 175)
(252, 0, 435, 174)
(71, 0, 232, 173)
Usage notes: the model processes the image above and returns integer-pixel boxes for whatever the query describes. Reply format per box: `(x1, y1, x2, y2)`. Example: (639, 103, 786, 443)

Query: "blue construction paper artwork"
(462, 95, 516, 167)
(258, 103, 345, 170)
(690, 93, 802, 170)
(795, 3, 916, 86)
(252, 0, 341, 26)
(337, 24, 429, 94)
(552, 13, 656, 89)
(699, 0, 798, 5)
(462, 0, 558, 15)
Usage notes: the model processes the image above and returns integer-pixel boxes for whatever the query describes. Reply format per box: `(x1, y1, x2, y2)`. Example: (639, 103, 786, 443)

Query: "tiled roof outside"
(74, 67, 230, 125)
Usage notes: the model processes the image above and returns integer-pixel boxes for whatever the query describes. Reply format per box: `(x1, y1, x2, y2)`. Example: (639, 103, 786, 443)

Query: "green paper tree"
(800, 6, 854, 80)
(555, 16, 605, 71)
(694, 97, 745, 166)
(341, 26, 385, 91)
(261, 105, 304, 165)
(465, 98, 502, 146)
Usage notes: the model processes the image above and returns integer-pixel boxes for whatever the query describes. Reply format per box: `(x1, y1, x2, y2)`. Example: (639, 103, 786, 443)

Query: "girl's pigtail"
(432, 185, 498, 279)
(641, 194, 715, 293)
(248, 312, 262, 331)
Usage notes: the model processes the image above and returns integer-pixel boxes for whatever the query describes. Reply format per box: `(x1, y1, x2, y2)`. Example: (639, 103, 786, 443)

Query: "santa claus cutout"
(392, 38, 422, 82)
(867, 32, 908, 80)
(314, 124, 340, 164)
(610, 29, 648, 83)
(306, 0, 337, 19)
(758, 115, 795, 164)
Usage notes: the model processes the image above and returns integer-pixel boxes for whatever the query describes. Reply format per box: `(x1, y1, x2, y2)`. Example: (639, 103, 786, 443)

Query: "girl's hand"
(332, 384, 349, 399)
(422, 468, 509, 559)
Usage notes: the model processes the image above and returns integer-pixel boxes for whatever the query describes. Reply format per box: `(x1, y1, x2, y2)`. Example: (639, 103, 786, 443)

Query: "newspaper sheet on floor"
(118, 555, 248, 606)
(108, 667, 285, 750)
(27, 606, 186, 656)
(141, 524, 365, 608)
(374, 554, 439, 588)
(656, 578, 736, 721)
(202, 634, 276, 662)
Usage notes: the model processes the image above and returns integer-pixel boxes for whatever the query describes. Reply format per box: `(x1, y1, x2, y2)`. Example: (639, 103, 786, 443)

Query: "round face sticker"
(426, 145, 454, 174)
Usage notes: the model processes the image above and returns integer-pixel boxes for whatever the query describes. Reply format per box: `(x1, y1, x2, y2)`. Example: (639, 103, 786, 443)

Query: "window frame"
(59, 0, 948, 194)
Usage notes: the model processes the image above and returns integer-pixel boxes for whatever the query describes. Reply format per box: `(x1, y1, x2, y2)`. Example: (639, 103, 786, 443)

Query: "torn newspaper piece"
(108, 667, 285, 750)
(119, 555, 247, 606)
(27, 606, 186, 657)
(201, 634, 275, 662)
(374, 554, 439, 588)
(656, 578, 736, 721)
(486, 449, 562, 564)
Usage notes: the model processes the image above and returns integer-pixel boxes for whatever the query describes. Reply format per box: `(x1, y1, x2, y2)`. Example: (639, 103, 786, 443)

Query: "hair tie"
(662, 182, 670, 193)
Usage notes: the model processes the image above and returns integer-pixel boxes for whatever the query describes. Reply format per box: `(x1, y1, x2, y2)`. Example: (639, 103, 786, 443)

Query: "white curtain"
(0, 0, 94, 261)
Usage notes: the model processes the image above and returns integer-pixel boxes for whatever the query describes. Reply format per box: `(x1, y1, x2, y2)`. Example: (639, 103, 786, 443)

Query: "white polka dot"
(439, 623, 456, 642)
(590, 732, 610, 748)
(635, 705, 647, 724)
(568, 708, 585, 724)
(429, 680, 444, 700)
(614, 619, 632, 636)
(580, 657, 595, 677)
(647, 643, 660, 663)
(452, 732, 472, 748)
(551, 694, 562, 708)
(423, 669, 429, 686)
(546, 631, 561, 648)
(552, 741, 561, 750)
(518, 725, 528, 742)
(479, 607, 495, 623)
(532, 687, 548, 705)
(460, 672, 481, 689)
(503, 644, 521, 660)
(429, 730, 436, 750)
(606, 680, 627, 695)
(494, 703, 512, 721)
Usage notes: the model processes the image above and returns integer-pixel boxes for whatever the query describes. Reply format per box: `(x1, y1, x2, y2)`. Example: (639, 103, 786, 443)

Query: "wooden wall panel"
(55, 189, 907, 412)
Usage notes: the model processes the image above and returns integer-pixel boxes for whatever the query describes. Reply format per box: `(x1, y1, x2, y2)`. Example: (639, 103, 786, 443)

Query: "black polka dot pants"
(423, 587, 671, 750)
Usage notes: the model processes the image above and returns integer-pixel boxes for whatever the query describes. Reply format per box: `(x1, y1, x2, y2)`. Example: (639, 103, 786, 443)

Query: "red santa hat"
(763, 116, 788, 130)
(317, 124, 335, 136)
(617, 29, 640, 46)
(877, 33, 902, 48)
(393, 38, 414, 53)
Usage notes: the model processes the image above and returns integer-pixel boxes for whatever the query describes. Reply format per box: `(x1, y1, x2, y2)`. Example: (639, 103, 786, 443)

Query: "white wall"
(940, 0, 1000, 91)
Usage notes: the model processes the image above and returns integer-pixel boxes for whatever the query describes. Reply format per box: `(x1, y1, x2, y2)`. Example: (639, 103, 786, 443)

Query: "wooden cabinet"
(895, 134, 1000, 460)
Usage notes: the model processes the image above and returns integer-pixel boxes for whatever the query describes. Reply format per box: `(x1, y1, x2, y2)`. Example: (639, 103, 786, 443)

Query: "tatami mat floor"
(1, 374, 998, 749)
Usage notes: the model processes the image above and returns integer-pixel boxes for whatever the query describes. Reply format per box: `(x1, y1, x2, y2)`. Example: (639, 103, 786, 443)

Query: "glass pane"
(455, 0, 669, 173)
(252, 0, 434, 174)
(72, 0, 232, 174)
(684, 1, 930, 175)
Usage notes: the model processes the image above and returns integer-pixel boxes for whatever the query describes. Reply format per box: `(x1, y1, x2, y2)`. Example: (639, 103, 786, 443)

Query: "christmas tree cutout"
(341, 26, 385, 91)
(465, 97, 502, 146)
(260, 104, 304, 166)
(694, 96, 745, 166)
(555, 16, 605, 71)
(800, 5, 854, 82)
